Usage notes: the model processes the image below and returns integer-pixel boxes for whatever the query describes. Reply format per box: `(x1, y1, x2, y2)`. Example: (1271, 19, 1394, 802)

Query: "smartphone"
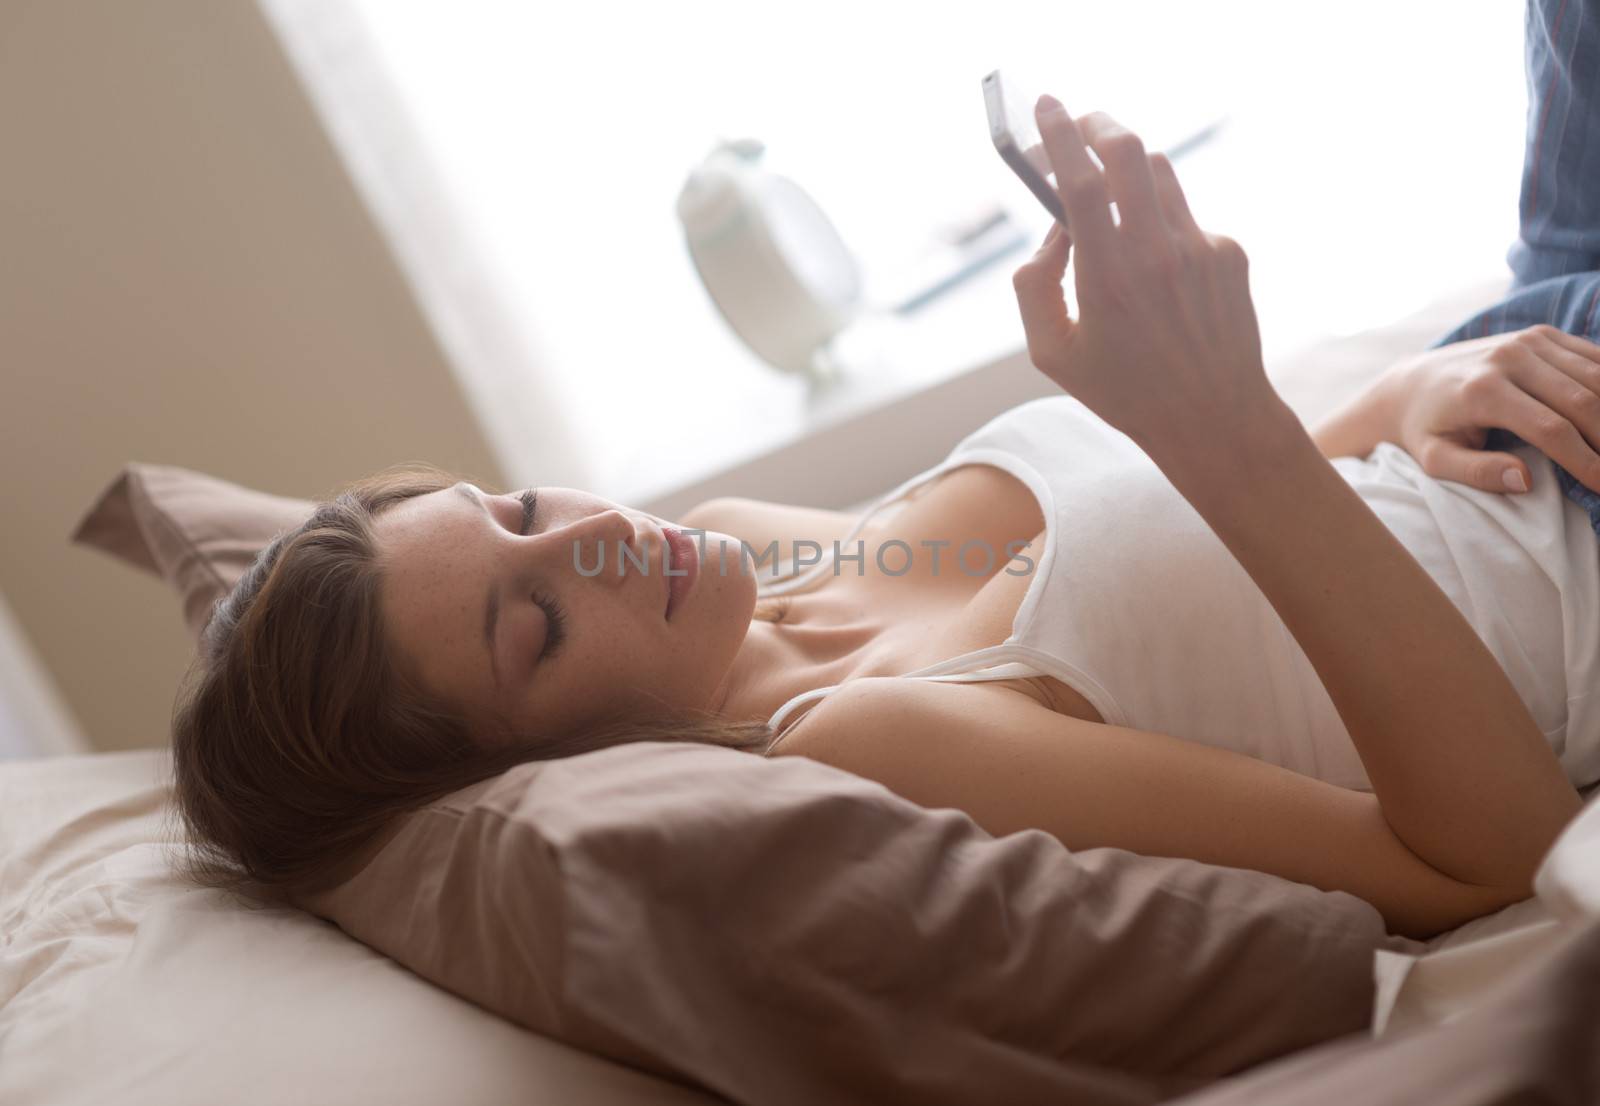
(982, 69, 1067, 227)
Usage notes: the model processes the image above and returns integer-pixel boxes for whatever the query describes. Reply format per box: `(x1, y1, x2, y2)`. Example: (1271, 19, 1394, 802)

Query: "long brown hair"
(167, 465, 784, 905)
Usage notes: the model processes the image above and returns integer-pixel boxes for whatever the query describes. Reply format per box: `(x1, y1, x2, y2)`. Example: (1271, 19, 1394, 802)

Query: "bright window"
(276, 0, 1526, 502)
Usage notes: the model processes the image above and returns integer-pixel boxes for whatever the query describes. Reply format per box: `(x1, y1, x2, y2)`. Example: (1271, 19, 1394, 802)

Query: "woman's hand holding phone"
(1011, 95, 1293, 466)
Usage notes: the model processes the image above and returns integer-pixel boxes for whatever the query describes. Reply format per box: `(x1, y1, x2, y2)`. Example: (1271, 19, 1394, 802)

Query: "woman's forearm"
(1144, 400, 1580, 893)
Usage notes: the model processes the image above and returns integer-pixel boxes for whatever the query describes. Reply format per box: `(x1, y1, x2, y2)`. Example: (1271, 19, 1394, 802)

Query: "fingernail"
(1503, 469, 1528, 492)
(1037, 94, 1065, 116)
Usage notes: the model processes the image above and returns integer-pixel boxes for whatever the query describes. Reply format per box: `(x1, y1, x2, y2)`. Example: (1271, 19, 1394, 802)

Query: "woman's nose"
(538, 508, 638, 581)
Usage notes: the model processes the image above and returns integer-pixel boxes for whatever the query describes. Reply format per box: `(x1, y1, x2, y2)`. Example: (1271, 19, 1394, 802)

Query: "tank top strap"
(767, 683, 847, 734)
(896, 644, 1044, 679)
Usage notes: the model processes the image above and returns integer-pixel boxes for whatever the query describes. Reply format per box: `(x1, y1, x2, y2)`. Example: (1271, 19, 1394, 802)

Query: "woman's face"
(371, 482, 757, 740)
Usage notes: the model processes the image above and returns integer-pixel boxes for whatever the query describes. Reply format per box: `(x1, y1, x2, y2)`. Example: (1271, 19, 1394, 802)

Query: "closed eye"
(518, 489, 538, 536)
(516, 489, 566, 661)
(535, 590, 568, 660)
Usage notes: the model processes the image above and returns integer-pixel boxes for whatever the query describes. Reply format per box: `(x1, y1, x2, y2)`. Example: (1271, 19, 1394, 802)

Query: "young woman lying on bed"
(172, 97, 1597, 941)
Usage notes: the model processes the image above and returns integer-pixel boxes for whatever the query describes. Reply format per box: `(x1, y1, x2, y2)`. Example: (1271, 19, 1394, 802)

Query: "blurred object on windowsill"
(871, 203, 1032, 316)
(677, 137, 863, 389)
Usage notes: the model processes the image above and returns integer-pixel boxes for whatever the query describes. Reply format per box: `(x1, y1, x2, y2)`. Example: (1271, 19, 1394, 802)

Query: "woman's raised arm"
(1011, 96, 1580, 897)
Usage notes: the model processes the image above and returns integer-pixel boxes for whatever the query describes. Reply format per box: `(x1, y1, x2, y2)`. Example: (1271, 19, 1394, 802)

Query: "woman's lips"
(663, 527, 699, 621)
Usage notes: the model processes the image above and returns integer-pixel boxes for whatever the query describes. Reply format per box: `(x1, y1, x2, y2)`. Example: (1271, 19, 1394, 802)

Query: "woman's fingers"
(1523, 325, 1600, 397)
(1015, 96, 1273, 444)
(1529, 323, 1600, 366)
(1076, 112, 1168, 247)
(1414, 435, 1534, 494)
(1477, 364, 1600, 490)
(1502, 341, 1600, 450)
(1147, 151, 1202, 236)
(1034, 96, 1117, 267)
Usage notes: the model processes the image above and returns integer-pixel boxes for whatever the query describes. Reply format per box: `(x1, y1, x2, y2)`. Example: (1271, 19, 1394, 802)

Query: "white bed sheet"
(0, 750, 719, 1106)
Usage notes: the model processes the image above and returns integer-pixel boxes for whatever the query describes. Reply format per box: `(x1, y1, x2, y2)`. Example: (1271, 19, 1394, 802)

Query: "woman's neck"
(708, 588, 894, 727)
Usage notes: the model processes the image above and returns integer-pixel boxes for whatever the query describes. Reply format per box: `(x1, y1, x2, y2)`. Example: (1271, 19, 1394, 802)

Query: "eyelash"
(533, 589, 568, 661)
(516, 489, 567, 661)
(517, 488, 538, 536)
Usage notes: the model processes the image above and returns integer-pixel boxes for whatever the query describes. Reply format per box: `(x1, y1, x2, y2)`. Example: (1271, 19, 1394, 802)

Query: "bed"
(0, 749, 721, 1105)
(5, 728, 1599, 1104)
(6, 277, 1600, 1104)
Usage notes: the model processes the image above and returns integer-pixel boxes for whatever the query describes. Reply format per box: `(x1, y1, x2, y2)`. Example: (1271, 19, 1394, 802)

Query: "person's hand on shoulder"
(1311, 325, 1600, 494)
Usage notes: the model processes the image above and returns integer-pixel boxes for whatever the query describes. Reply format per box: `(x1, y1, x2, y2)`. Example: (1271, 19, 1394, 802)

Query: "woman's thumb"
(1419, 439, 1531, 493)
(1012, 221, 1074, 360)
(1038, 219, 1070, 270)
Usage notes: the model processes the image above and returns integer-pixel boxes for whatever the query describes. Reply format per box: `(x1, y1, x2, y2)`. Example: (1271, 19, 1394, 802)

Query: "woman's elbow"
(1389, 879, 1533, 941)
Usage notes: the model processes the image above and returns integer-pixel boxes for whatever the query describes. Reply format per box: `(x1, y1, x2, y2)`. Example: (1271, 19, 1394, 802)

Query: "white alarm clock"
(676, 137, 863, 384)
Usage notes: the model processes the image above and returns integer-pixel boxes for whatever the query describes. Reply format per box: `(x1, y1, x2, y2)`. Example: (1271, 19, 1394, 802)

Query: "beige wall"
(0, 0, 502, 751)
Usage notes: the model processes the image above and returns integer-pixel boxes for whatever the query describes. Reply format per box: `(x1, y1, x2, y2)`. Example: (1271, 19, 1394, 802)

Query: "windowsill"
(624, 243, 1057, 516)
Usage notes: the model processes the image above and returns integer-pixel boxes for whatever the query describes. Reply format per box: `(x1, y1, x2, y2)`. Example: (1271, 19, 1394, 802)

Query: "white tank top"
(761, 394, 1600, 792)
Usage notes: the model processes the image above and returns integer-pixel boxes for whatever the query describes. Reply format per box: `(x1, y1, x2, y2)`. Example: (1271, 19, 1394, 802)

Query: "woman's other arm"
(1309, 326, 1600, 493)
(1012, 99, 1580, 899)
(780, 677, 1525, 939)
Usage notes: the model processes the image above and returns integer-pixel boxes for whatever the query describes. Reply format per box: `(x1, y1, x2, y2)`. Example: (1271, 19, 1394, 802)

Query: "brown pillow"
(297, 741, 1401, 1106)
(71, 463, 314, 640)
(72, 463, 1406, 1102)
